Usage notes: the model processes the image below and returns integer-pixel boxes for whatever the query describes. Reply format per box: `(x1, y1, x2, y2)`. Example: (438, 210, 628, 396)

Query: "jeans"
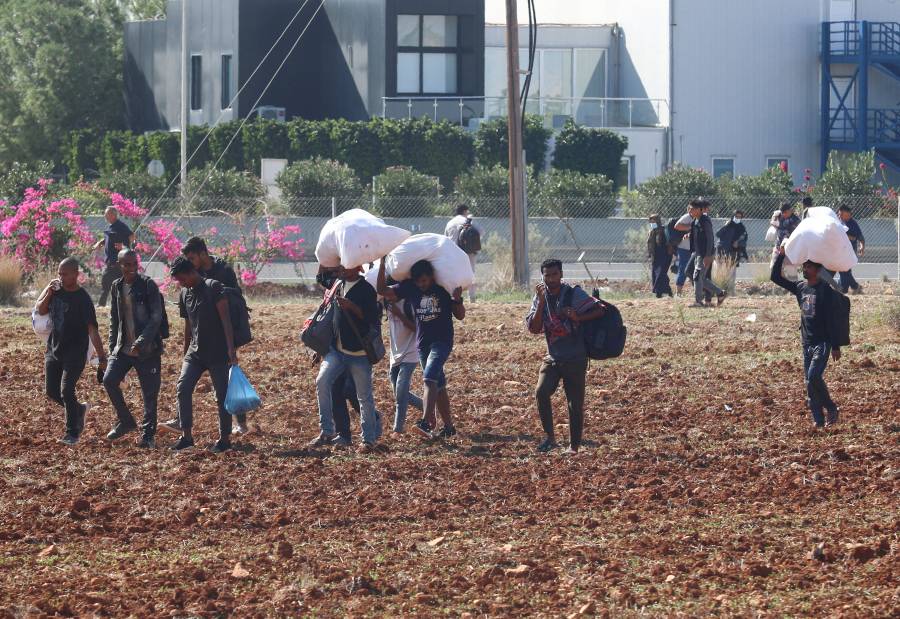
(675, 248, 692, 287)
(103, 353, 161, 438)
(332, 370, 357, 441)
(99, 263, 123, 307)
(316, 349, 379, 444)
(839, 269, 859, 292)
(535, 358, 588, 448)
(45, 354, 86, 437)
(419, 341, 451, 390)
(468, 253, 477, 302)
(803, 342, 837, 427)
(693, 255, 723, 304)
(176, 355, 232, 441)
(390, 362, 424, 431)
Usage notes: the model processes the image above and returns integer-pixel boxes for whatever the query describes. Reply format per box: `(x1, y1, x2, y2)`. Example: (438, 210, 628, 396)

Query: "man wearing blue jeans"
(771, 249, 842, 427)
(378, 257, 465, 439)
(386, 298, 423, 433)
(308, 265, 381, 453)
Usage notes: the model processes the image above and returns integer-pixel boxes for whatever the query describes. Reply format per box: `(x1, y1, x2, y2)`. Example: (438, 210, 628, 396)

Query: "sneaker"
(77, 402, 91, 435)
(137, 436, 156, 449)
(716, 292, 727, 306)
(232, 422, 249, 436)
(413, 418, 434, 438)
(170, 436, 195, 452)
(563, 446, 580, 455)
(826, 408, 840, 426)
(306, 432, 336, 448)
(106, 422, 138, 442)
(434, 425, 457, 439)
(58, 434, 79, 446)
(159, 418, 182, 434)
(688, 302, 707, 308)
(211, 440, 231, 454)
(536, 438, 559, 453)
(356, 442, 375, 454)
(332, 435, 352, 449)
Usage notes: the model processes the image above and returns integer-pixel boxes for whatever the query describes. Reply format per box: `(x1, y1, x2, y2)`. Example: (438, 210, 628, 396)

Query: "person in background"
(770, 202, 800, 280)
(378, 257, 465, 440)
(671, 206, 694, 296)
(94, 207, 134, 307)
(102, 250, 164, 448)
(167, 257, 238, 453)
(837, 205, 864, 295)
(715, 210, 749, 292)
(445, 204, 481, 302)
(771, 247, 841, 428)
(36, 258, 107, 445)
(179, 236, 250, 434)
(385, 292, 424, 433)
(308, 265, 381, 453)
(647, 214, 673, 298)
(689, 199, 726, 308)
(526, 259, 605, 454)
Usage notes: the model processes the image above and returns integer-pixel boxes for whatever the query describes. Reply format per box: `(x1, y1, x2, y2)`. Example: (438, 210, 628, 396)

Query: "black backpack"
(562, 286, 627, 360)
(205, 279, 252, 348)
(828, 286, 851, 348)
(457, 219, 482, 254)
(665, 217, 686, 248)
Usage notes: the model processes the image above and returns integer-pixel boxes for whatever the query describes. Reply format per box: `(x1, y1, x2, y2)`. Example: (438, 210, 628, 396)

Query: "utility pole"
(505, 0, 528, 287)
(180, 0, 189, 199)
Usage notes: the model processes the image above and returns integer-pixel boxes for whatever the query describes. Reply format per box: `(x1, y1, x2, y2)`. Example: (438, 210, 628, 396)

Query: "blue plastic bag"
(225, 365, 261, 416)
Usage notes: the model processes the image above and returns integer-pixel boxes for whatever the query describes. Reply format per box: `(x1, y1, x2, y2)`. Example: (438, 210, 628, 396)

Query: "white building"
(483, 0, 900, 185)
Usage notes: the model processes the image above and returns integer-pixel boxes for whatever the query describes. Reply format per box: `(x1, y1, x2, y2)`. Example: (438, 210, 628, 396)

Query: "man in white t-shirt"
(672, 209, 694, 295)
(385, 298, 424, 433)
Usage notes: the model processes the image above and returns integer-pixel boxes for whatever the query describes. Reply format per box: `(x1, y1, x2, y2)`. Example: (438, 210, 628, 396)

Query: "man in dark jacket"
(837, 205, 865, 294)
(93, 207, 134, 307)
(688, 198, 725, 307)
(771, 247, 842, 428)
(102, 249, 165, 448)
(716, 210, 748, 263)
(307, 264, 381, 453)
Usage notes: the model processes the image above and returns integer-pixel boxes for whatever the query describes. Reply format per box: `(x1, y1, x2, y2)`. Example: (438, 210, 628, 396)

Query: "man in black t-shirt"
(771, 247, 842, 428)
(165, 257, 237, 453)
(36, 258, 108, 445)
(179, 236, 253, 434)
(93, 207, 134, 307)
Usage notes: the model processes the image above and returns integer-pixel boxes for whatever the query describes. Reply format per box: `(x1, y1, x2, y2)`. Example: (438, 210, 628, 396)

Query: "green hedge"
(474, 115, 551, 171)
(551, 120, 628, 187)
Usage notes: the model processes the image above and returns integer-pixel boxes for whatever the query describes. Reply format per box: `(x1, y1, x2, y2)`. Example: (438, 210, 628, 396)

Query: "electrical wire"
(520, 0, 537, 137)
(142, 0, 328, 265)
(135, 0, 315, 234)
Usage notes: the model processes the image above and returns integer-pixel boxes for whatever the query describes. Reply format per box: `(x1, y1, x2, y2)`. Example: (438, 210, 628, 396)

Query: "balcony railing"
(825, 21, 900, 57)
(827, 108, 900, 144)
(381, 96, 669, 129)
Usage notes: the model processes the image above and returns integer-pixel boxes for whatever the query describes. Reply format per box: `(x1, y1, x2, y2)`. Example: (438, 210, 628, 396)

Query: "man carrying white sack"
(445, 204, 481, 303)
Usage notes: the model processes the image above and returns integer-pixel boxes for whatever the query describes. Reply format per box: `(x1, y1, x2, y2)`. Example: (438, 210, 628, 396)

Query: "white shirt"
(336, 279, 367, 357)
(676, 213, 693, 250)
(387, 302, 418, 366)
(445, 214, 469, 244)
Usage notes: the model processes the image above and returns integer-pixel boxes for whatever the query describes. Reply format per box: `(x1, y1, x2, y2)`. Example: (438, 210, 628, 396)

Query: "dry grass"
(711, 254, 738, 292)
(0, 256, 21, 306)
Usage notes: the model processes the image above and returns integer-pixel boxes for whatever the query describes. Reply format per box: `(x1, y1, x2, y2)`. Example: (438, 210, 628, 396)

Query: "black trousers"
(535, 358, 588, 448)
(99, 263, 123, 307)
(45, 354, 86, 436)
(103, 353, 161, 438)
(651, 248, 673, 296)
(176, 355, 232, 442)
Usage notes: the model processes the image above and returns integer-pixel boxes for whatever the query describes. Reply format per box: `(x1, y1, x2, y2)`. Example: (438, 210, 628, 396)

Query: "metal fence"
(93, 194, 899, 281)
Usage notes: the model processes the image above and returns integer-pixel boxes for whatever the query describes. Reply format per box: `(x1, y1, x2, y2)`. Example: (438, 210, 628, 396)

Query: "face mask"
(733, 218, 742, 224)
(649, 222, 658, 229)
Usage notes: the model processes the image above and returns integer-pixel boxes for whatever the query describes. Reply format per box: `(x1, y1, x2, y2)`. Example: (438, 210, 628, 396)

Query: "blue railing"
(870, 22, 900, 56)
(870, 109, 900, 144)
(828, 108, 900, 145)
(826, 21, 900, 57)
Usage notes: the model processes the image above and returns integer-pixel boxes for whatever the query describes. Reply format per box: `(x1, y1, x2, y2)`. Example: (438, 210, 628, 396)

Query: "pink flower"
(879, 162, 887, 170)
(778, 161, 788, 173)
(240, 270, 258, 287)
(804, 175, 811, 182)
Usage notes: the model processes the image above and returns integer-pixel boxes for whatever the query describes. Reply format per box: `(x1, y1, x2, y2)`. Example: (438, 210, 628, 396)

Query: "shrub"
(551, 121, 629, 186)
(208, 120, 245, 171)
(533, 169, 616, 218)
(145, 131, 181, 181)
(62, 129, 102, 180)
(0, 161, 54, 202)
(95, 170, 175, 204)
(243, 119, 291, 174)
(716, 165, 794, 218)
(0, 255, 21, 305)
(454, 164, 511, 217)
(474, 115, 552, 171)
(636, 164, 719, 218)
(276, 158, 363, 216)
(372, 166, 441, 217)
(811, 150, 894, 216)
(481, 224, 548, 292)
(186, 164, 266, 213)
(886, 301, 900, 334)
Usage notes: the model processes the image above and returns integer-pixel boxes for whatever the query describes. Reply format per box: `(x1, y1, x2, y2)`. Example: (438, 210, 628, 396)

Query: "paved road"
(143, 261, 900, 283)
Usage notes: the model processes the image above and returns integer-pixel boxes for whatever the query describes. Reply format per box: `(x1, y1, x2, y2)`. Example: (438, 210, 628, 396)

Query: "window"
(190, 55, 202, 111)
(221, 55, 233, 110)
(712, 157, 735, 179)
(766, 157, 789, 171)
(618, 156, 636, 189)
(395, 15, 459, 94)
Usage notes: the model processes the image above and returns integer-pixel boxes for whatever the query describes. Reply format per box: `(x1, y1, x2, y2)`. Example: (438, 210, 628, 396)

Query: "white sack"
(315, 209, 410, 269)
(784, 207, 857, 272)
(384, 233, 474, 292)
(31, 308, 51, 342)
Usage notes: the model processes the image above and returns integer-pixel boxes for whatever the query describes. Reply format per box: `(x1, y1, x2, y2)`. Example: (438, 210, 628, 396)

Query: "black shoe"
(211, 440, 231, 454)
(537, 437, 559, 453)
(332, 435, 352, 448)
(435, 425, 457, 439)
(413, 418, 434, 438)
(106, 422, 138, 442)
(171, 436, 195, 452)
(137, 436, 156, 449)
(58, 434, 79, 446)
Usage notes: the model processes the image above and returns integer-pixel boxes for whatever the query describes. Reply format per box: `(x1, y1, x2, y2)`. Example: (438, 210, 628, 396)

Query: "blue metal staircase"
(822, 21, 900, 173)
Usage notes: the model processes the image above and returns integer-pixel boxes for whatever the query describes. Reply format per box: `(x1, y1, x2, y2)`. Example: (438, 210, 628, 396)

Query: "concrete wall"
(618, 128, 668, 185)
